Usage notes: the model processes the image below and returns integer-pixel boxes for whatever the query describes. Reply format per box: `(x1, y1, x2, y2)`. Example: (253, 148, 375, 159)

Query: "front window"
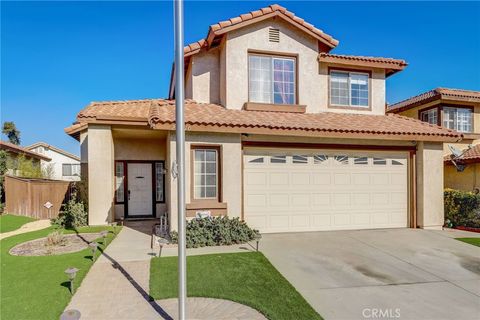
(249, 54, 296, 105)
(193, 149, 218, 200)
(330, 71, 369, 107)
(443, 107, 472, 133)
(62, 163, 80, 177)
(155, 162, 164, 202)
(115, 162, 125, 203)
(420, 108, 438, 125)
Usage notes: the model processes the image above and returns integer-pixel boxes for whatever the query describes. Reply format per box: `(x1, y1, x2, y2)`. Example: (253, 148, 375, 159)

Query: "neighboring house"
(65, 4, 461, 232)
(388, 88, 480, 191)
(0, 141, 51, 175)
(26, 142, 81, 181)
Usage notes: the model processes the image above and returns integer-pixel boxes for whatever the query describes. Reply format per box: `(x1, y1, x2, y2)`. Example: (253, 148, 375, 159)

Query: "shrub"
(444, 188, 480, 228)
(45, 230, 66, 247)
(170, 216, 260, 248)
(52, 194, 87, 229)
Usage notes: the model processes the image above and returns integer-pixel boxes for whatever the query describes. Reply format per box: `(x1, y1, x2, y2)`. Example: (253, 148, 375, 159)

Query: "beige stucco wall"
(87, 125, 114, 225)
(445, 163, 480, 192)
(114, 137, 166, 160)
(416, 141, 444, 229)
(184, 17, 387, 115)
(188, 49, 221, 104)
(168, 131, 242, 231)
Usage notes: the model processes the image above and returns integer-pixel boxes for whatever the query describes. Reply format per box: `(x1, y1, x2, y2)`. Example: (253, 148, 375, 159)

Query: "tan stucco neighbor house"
(65, 4, 462, 232)
(388, 88, 480, 192)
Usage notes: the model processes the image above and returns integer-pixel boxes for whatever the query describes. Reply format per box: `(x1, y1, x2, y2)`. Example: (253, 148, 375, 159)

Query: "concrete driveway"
(260, 228, 480, 320)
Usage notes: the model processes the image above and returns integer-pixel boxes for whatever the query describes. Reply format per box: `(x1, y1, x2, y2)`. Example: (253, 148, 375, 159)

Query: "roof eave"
(149, 121, 461, 143)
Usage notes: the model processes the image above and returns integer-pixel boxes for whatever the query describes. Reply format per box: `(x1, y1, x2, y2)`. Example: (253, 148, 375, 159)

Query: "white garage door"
(244, 149, 409, 233)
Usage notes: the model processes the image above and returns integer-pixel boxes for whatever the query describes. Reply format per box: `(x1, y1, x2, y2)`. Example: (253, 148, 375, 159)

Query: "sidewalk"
(0, 219, 51, 240)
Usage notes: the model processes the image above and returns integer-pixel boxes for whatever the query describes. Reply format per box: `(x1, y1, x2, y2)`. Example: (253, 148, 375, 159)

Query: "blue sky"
(2, 1, 479, 155)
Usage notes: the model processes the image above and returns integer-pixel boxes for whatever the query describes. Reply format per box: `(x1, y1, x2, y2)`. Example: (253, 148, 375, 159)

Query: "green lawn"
(150, 252, 322, 320)
(1, 226, 120, 320)
(456, 237, 480, 247)
(0, 214, 36, 233)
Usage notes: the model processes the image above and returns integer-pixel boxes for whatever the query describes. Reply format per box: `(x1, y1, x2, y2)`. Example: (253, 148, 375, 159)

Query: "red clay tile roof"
(77, 99, 155, 121)
(388, 88, 480, 113)
(66, 99, 462, 142)
(0, 141, 51, 161)
(445, 144, 480, 163)
(318, 53, 407, 76)
(146, 100, 460, 141)
(66, 99, 462, 141)
(184, 4, 339, 57)
(65, 99, 462, 141)
(460, 144, 480, 161)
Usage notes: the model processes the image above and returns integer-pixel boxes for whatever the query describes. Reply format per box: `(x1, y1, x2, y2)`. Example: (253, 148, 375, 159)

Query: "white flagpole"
(173, 0, 187, 319)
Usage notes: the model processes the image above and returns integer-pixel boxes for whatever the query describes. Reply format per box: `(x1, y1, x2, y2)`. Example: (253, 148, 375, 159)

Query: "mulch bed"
(9, 233, 104, 256)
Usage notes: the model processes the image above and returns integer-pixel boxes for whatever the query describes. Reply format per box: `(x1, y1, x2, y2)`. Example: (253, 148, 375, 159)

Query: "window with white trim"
(115, 162, 125, 203)
(62, 163, 80, 177)
(420, 108, 438, 125)
(249, 54, 296, 105)
(330, 71, 369, 107)
(155, 163, 164, 202)
(193, 149, 218, 199)
(443, 107, 472, 133)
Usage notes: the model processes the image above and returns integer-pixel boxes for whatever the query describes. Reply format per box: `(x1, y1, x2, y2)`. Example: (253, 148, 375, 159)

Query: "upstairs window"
(330, 71, 369, 108)
(420, 108, 438, 125)
(62, 163, 80, 177)
(249, 54, 296, 105)
(443, 107, 472, 133)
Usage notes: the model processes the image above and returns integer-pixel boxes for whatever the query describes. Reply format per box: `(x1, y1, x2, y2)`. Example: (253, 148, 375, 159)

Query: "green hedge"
(170, 216, 260, 248)
(444, 189, 480, 228)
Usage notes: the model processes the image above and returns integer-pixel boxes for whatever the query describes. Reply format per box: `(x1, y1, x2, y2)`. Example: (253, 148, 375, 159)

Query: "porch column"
(416, 141, 444, 229)
(87, 124, 115, 225)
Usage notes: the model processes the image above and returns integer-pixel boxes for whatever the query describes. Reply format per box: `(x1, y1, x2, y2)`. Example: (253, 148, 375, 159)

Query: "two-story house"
(65, 4, 460, 232)
(388, 88, 480, 191)
(27, 142, 81, 181)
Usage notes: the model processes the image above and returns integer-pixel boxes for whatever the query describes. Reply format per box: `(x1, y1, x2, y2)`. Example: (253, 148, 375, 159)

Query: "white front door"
(127, 163, 153, 216)
(244, 149, 409, 233)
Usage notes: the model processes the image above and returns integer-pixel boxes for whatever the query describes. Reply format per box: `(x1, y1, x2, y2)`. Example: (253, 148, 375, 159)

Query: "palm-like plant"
(2, 122, 21, 145)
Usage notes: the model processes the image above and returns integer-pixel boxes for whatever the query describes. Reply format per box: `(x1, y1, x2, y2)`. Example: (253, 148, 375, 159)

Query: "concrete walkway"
(66, 226, 253, 320)
(0, 219, 51, 240)
(260, 228, 480, 320)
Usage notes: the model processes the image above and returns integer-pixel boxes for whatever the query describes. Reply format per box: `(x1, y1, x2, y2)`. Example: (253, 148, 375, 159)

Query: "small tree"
(42, 163, 55, 179)
(2, 121, 21, 145)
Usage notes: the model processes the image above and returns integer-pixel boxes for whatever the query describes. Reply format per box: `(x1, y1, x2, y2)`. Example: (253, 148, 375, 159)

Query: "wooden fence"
(4, 175, 73, 219)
